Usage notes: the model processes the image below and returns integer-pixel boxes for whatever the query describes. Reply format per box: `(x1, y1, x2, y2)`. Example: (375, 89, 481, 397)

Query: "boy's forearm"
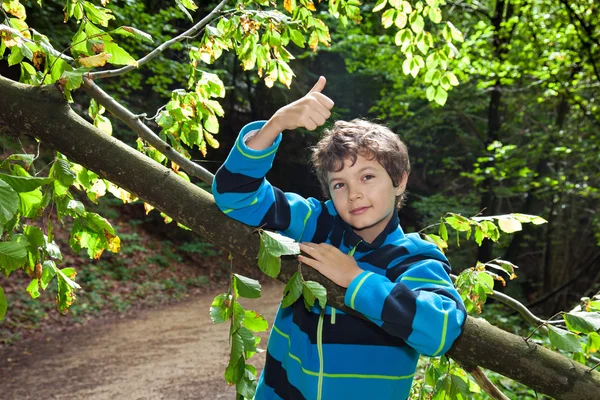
(245, 116, 283, 150)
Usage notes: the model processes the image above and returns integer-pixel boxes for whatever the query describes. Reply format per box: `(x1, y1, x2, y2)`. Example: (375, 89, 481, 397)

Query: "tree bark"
(1, 76, 600, 399)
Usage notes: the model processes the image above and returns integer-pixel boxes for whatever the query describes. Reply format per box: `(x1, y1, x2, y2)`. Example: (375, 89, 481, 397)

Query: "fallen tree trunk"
(1, 76, 599, 399)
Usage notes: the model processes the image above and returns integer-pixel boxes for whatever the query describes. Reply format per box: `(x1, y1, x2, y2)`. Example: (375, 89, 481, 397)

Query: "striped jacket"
(212, 121, 467, 400)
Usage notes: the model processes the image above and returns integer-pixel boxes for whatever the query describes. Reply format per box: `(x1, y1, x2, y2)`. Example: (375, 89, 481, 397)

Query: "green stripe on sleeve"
(432, 311, 449, 356)
(401, 277, 451, 285)
(236, 137, 279, 159)
(350, 272, 374, 309)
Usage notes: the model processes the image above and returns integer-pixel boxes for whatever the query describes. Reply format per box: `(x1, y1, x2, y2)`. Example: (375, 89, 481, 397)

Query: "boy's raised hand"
(273, 76, 334, 132)
(246, 76, 334, 150)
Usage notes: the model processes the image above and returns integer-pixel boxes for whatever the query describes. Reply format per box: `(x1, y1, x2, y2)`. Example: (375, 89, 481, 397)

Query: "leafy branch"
(88, 0, 230, 80)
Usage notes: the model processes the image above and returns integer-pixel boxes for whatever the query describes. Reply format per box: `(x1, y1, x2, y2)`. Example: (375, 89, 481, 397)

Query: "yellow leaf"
(3, 1, 26, 20)
(107, 182, 135, 203)
(305, 0, 316, 11)
(144, 202, 154, 215)
(78, 52, 112, 68)
(32, 51, 46, 71)
(101, 0, 110, 6)
(105, 233, 121, 253)
(284, 0, 293, 13)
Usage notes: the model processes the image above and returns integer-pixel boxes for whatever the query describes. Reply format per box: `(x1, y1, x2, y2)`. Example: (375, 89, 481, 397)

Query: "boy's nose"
(348, 188, 363, 201)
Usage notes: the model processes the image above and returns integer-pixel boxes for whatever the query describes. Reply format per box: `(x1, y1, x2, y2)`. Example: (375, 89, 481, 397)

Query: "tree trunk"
(1, 76, 600, 399)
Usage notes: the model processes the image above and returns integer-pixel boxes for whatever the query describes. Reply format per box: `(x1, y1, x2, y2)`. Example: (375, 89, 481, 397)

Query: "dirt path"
(0, 282, 283, 400)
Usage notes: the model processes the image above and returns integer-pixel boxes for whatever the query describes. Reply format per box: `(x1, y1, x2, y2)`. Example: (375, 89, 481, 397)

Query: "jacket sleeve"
(344, 235, 467, 356)
(212, 120, 333, 243)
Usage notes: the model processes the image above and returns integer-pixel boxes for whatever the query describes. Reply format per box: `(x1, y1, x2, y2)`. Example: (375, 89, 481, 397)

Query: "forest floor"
(0, 280, 283, 399)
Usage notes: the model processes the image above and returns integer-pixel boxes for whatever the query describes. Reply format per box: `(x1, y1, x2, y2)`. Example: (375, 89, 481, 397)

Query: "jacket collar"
(340, 211, 404, 252)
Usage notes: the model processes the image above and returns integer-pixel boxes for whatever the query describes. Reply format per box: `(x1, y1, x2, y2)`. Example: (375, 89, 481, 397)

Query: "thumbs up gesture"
(246, 77, 335, 150)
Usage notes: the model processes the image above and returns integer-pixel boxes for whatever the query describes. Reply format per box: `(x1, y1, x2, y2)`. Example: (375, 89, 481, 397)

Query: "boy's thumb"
(308, 76, 326, 93)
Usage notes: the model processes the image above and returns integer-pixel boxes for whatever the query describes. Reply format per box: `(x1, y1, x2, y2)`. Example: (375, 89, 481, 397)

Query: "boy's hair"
(311, 119, 411, 209)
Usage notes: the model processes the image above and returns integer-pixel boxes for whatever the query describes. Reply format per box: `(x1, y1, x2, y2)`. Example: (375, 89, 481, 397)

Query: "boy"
(212, 77, 466, 400)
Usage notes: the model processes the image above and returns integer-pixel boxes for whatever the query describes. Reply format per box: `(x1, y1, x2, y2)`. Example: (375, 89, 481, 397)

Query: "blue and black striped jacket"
(212, 121, 467, 400)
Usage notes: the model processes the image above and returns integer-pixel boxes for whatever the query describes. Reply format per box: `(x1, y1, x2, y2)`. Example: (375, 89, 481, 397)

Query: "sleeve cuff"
(236, 121, 282, 158)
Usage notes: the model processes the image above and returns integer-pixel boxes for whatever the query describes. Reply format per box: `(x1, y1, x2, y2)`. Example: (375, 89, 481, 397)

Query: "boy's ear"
(395, 172, 409, 196)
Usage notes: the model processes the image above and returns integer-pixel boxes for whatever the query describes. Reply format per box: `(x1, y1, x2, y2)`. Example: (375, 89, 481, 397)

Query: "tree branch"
(81, 77, 215, 184)
(1, 76, 600, 399)
(459, 364, 510, 400)
(88, 0, 230, 80)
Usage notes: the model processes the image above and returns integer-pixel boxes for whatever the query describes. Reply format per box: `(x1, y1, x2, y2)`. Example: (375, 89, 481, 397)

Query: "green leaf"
(281, 271, 303, 308)
(230, 331, 244, 364)
(82, 1, 115, 27)
(51, 159, 77, 187)
(0, 180, 19, 224)
(0, 173, 53, 192)
(232, 301, 245, 331)
(257, 230, 299, 278)
(0, 241, 27, 275)
(0, 286, 6, 321)
(242, 309, 268, 332)
(18, 189, 43, 218)
(103, 41, 137, 66)
(210, 293, 232, 324)
(1, 153, 35, 168)
(564, 312, 600, 334)
(474, 225, 484, 246)
(395, 12, 407, 29)
(434, 86, 448, 106)
(381, 9, 396, 28)
(439, 221, 448, 241)
(40, 260, 57, 290)
(411, 15, 424, 34)
(424, 233, 448, 252)
(289, 28, 305, 48)
(23, 225, 45, 251)
(238, 326, 257, 354)
(233, 274, 261, 299)
(428, 7, 442, 23)
(373, 0, 387, 12)
(548, 325, 582, 353)
(302, 280, 327, 309)
(113, 26, 154, 43)
(447, 21, 464, 42)
(203, 113, 219, 134)
(26, 279, 40, 299)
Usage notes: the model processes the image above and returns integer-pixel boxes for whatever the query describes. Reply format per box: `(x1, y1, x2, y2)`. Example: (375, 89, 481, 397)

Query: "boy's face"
(327, 155, 406, 243)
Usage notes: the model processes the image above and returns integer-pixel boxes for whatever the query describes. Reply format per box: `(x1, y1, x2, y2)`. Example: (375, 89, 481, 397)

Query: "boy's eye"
(362, 174, 375, 181)
(332, 182, 345, 190)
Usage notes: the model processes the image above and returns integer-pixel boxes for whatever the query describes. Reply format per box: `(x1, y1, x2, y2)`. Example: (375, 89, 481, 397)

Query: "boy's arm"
(343, 239, 467, 357)
(212, 77, 335, 242)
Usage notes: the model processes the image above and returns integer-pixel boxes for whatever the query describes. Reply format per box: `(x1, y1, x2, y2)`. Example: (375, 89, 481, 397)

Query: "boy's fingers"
(312, 92, 335, 110)
(298, 255, 320, 271)
(308, 76, 326, 94)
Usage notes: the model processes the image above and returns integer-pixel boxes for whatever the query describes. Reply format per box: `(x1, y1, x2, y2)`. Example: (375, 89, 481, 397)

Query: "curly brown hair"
(311, 119, 411, 208)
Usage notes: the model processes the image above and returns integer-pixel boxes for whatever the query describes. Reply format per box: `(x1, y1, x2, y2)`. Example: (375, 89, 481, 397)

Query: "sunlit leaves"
(242, 309, 268, 332)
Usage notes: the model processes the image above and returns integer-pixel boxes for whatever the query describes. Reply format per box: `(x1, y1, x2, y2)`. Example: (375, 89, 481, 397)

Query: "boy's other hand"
(298, 242, 363, 288)
(246, 76, 334, 150)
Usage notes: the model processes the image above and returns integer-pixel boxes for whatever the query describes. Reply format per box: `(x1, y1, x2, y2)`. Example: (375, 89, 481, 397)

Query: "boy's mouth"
(350, 206, 370, 215)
